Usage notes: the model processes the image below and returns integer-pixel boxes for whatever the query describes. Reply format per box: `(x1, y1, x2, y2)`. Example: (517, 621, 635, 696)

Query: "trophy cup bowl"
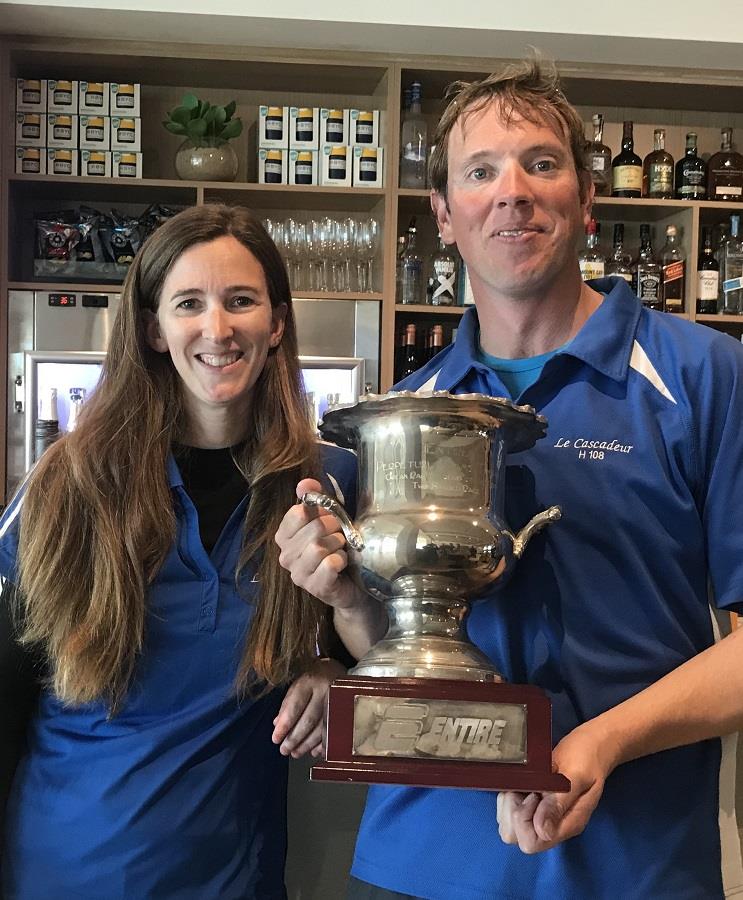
(303, 391, 568, 792)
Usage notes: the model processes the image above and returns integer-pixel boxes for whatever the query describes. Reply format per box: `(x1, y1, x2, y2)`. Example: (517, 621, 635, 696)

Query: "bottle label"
(431, 261, 456, 304)
(54, 123, 72, 140)
(580, 261, 605, 280)
(53, 159, 72, 174)
(649, 163, 673, 194)
(404, 142, 425, 163)
(698, 271, 720, 301)
(723, 278, 743, 293)
(119, 162, 136, 177)
(638, 273, 661, 300)
(87, 160, 105, 175)
(22, 156, 40, 173)
(356, 123, 374, 141)
(328, 158, 346, 178)
(591, 156, 606, 172)
(86, 125, 104, 141)
(663, 260, 684, 284)
(54, 89, 73, 106)
(715, 184, 742, 197)
(613, 165, 642, 191)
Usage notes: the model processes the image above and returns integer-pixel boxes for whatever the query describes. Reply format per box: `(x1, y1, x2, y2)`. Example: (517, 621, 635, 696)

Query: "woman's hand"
(271, 658, 347, 758)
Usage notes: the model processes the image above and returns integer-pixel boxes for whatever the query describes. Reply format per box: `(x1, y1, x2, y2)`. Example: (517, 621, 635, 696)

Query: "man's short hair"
(428, 57, 590, 200)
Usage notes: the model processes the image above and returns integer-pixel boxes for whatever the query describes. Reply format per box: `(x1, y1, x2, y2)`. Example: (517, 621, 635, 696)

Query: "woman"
(0, 204, 356, 898)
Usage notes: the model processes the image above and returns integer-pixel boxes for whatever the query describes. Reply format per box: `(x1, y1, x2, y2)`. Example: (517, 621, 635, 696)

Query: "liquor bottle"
(721, 215, 743, 315)
(633, 224, 663, 310)
(674, 133, 707, 200)
(660, 225, 685, 313)
(34, 386, 60, 461)
(399, 323, 420, 378)
(612, 121, 643, 198)
(427, 234, 458, 306)
(584, 114, 612, 197)
(394, 232, 407, 303)
(643, 129, 674, 199)
(715, 222, 731, 311)
(605, 223, 633, 282)
(400, 81, 428, 189)
(696, 227, 719, 314)
(578, 218, 606, 280)
(398, 219, 424, 305)
(427, 324, 444, 363)
(707, 128, 743, 202)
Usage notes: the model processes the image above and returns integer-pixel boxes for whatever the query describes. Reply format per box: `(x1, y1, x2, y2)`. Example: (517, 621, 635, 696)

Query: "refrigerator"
(6, 290, 379, 500)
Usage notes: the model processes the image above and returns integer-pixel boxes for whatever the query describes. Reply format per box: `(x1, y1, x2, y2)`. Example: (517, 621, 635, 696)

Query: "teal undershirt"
(476, 335, 567, 400)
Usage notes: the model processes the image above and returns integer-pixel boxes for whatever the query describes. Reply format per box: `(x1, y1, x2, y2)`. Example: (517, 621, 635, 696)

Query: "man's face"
(432, 102, 593, 302)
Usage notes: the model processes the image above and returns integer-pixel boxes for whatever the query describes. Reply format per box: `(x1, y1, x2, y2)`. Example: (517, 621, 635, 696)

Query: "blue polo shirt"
(0, 443, 356, 900)
(352, 278, 743, 899)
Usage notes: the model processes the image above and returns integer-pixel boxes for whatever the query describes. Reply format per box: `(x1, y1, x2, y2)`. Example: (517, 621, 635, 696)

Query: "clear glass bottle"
(721, 214, 743, 315)
(584, 114, 612, 197)
(633, 224, 663, 310)
(612, 121, 643, 198)
(400, 81, 428, 189)
(707, 128, 743, 202)
(427, 234, 458, 306)
(398, 220, 424, 305)
(696, 227, 719, 315)
(606, 223, 633, 282)
(578, 218, 606, 281)
(34, 386, 60, 461)
(715, 222, 731, 311)
(674, 133, 707, 200)
(643, 129, 674, 199)
(660, 224, 685, 312)
(394, 231, 408, 303)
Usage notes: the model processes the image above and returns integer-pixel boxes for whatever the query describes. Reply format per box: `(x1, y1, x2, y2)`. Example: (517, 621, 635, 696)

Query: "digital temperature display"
(48, 293, 77, 307)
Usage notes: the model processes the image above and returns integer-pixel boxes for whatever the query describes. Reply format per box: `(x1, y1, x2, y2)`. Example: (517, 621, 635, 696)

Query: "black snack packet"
(35, 210, 80, 261)
(139, 203, 182, 244)
(75, 206, 103, 262)
(99, 209, 142, 266)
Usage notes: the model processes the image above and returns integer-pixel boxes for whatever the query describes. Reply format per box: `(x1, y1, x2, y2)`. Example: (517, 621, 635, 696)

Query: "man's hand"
(272, 658, 347, 759)
(275, 478, 362, 611)
(496, 720, 618, 853)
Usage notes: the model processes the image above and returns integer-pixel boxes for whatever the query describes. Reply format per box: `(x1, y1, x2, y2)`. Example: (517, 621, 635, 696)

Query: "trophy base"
(311, 676, 569, 793)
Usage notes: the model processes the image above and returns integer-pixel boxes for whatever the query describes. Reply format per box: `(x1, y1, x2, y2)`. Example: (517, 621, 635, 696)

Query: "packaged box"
(15, 146, 46, 175)
(79, 115, 110, 150)
(349, 109, 380, 147)
(258, 105, 289, 148)
(112, 150, 142, 178)
(110, 116, 141, 151)
(320, 144, 351, 186)
(110, 83, 140, 117)
(288, 149, 318, 185)
(79, 81, 110, 115)
(289, 106, 319, 149)
(16, 78, 47, 112)
(320, 108, 349, 147)
(47, 114, 79, 148)
(15, 112, 46, 147)
(80, 149, 111, 178)
(257, 148, 288, 184)
(47, 148, 79, 176)
(352, 145, 384, 188)
(47, 79, 78, 113)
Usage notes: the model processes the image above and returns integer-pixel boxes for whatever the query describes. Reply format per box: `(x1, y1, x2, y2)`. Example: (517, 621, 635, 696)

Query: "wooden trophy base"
(311, 676, 569, 792)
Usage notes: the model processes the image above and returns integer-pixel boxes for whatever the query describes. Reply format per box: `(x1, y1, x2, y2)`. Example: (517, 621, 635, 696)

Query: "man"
(276, 58, 743, 899)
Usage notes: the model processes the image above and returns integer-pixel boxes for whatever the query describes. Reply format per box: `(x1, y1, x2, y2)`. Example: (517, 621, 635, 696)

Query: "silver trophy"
(304, 391, 567, 789)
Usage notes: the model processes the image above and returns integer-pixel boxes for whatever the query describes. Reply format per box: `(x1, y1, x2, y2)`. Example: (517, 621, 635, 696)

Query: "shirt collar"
(167, 453, 183, 488)
(441, 277, 641, 388)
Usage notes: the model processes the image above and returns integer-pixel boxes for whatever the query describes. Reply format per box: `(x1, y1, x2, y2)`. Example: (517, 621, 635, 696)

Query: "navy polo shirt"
(352, 278, 743, 899)
(0, 442, 356, 900)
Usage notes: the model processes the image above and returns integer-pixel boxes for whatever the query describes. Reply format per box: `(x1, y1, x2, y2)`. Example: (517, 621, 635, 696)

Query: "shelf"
(293, 292, 383, 302)
(697, 315, 743, 324)
(8, 281, 123, 292)
(395, 304, 465, 315)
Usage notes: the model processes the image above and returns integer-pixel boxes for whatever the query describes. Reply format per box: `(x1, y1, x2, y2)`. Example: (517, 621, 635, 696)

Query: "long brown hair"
(16, 204, 324, 709)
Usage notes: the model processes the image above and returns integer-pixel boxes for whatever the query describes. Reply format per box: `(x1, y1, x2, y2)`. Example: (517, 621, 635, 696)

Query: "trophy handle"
(509, 506, 561, 559)
(301, 490, 366, 551)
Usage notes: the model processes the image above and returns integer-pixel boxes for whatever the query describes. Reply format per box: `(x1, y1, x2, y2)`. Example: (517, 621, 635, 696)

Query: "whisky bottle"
(400, 81, 428, 189)
(399, 323, 420, 378)
(643, 129, 674, 199)
(606, 223, 633, 282)
(633, 224, 662, 310)
(612, 121, 643, 198)
(707, 128, 743, 202)
(427, 234, 458, 306)
(660, 225, 685, 313)
(696, 227, 719, 314)
(721, 215, 743, 315)
(584, 114, 612, 197)
(674, 133, 707, 200)
(578, 218, 606, 280)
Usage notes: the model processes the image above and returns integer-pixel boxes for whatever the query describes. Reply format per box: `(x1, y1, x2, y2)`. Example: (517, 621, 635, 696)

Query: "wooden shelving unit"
(2, 36, 743, 498)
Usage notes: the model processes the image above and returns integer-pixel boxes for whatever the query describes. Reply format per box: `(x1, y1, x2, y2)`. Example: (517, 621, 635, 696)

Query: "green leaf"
(220, 118, 242, 140)
(223, 100, 236, 121)
(163, 121, 187, 135)
(186, 118, 208, 141)
(170, 106, 192, 126)
(213, 106, 227, 128)
(197, 100, 211, 119)
(181, 93, 199, 111)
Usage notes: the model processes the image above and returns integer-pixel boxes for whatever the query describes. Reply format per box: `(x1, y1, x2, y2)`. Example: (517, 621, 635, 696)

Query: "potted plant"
(164, 93, 243, 182)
